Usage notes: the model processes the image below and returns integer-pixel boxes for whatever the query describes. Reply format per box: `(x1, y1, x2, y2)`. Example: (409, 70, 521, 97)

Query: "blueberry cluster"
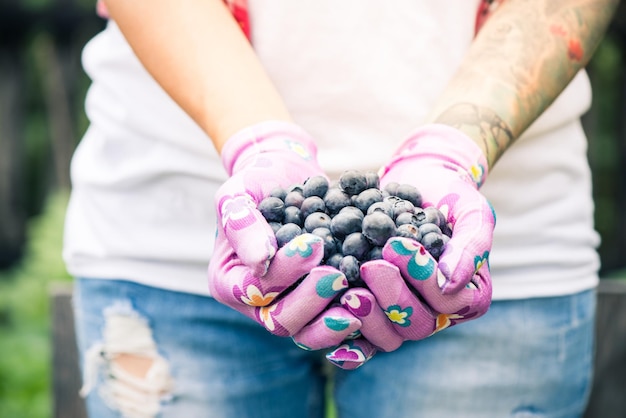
(258, 170, 451, 287)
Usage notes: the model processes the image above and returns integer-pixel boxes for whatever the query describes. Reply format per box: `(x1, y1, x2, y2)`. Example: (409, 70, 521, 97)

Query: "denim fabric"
(334, 289, 596, 418)
(73, 278, 595, 418)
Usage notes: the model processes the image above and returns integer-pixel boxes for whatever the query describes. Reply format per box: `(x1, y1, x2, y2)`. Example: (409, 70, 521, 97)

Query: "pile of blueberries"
(258, 170, 451, 287)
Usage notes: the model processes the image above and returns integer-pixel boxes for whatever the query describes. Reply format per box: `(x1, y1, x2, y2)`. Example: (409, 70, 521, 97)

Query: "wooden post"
(584, 279, 626, 418)
(51, 283, 88, 418)
(0, 45, 26, 269)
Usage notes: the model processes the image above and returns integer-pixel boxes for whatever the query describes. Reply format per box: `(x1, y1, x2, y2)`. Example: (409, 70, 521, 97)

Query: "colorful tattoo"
(429, 0, 618, 168)
(434, 104, 513, 165)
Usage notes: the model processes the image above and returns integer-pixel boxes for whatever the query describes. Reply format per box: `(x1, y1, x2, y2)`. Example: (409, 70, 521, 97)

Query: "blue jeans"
(73, 278, 596, 418)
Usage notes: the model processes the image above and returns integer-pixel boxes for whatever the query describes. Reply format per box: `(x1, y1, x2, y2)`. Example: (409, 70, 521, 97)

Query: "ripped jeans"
(73, 277, 596, 418)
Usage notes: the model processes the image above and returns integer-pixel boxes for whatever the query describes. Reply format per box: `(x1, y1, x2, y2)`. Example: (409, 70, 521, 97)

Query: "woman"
(65, 1, 616, 416)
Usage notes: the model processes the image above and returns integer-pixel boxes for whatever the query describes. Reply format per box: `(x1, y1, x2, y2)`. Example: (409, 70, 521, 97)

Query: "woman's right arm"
(102, 0, 292, 152)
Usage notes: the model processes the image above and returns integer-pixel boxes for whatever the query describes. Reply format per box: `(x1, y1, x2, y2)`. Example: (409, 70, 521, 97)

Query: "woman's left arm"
(427, 0, 619, 168)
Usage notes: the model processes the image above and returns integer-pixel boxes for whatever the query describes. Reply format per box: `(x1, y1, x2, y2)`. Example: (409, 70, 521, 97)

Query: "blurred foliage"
(0, 2, 102, 416)
(0, 191, 71, 418)
(22, 43, 55, 215)
(585, 31, 626, 276)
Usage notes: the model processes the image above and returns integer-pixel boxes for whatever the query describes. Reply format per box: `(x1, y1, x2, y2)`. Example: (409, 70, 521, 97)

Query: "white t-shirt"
(63, 0, 600, 299)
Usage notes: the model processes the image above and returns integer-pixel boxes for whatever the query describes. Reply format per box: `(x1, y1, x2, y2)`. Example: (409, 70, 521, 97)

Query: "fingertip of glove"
(359, 260, 401, 285)
(438, 249, 491, 295)
(439, 272, 485, 297)
(241, 239, 276, 277)
(340, 289, 375, 318)
(274, 233, 325, 266)
(439, 280, 457, 295)
(326, 357, 366, 370)
(325, 341, 374, 370)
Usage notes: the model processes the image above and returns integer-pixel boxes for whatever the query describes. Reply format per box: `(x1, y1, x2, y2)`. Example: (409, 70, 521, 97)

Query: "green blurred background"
(1, 2, 626, 417)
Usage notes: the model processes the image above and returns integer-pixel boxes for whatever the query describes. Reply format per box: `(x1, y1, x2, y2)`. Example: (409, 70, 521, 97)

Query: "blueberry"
(284, 190, 305, 208)
(342, 232, 372, 261)
(300, 196, 326, 219)
(366, 201, 394, 218)
(396, 223, 421, 241)
(412, 207, 428, 225)
(423, 206, 446, 228)
(304, 212, 332, 232)
(418, 222, 442, 236)
(391, 199, 415, 218)
(283, 206, 302, 226)
(258, 196, 284, 223)
(383, 195, 402, 203)
(383, 196, 403, 217)
(339, 255, 361, 284)
(395, 183, 422, 207)
(383, 182, 399, 196)
(362, 211, 396, 246)
(258, 172, 452, 291)
(364, 171, 380, 189)
(287, 184, 304, 194)
(312, 227, 339, 259)
(323, 188, 352, 215)
(326, 253, 344, 269)
(268, 222, 282, 235)
(269, 186, 287, 200)
(441, 234, 451, 246)
(421, 231, 443, 247)
(421, 232, 445, 259)
(354, 188, 384, 214)
(338, 205, 365, 221)
(395, 211, 420, 227)
(366, 246, 384, 261)
(275, 223, 302, 248)
(339, 170, 368, 196)
(303, 175, 330, 198)
(441, 223, 453, 238)
(428, 245, 445, 260)
(330, 211, 363, 240)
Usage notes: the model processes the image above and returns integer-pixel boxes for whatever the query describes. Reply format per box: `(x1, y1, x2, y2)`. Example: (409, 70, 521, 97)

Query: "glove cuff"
(384, 123, 489, 188)
(221, 120, 319, 176)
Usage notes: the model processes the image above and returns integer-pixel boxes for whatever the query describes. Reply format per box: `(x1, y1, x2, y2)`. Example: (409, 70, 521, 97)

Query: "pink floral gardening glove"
(335, 124, 495, 354)
(208, 121, 361, 348)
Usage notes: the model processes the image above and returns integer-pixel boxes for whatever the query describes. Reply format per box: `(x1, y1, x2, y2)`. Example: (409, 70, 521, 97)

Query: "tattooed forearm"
(434, 104, 514, 166)
(426, 0, 619, 168)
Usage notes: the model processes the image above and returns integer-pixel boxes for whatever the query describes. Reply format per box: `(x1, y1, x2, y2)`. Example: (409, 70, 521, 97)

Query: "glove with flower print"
(336, 124, 495, 353)
(208, 121, 361, 348)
